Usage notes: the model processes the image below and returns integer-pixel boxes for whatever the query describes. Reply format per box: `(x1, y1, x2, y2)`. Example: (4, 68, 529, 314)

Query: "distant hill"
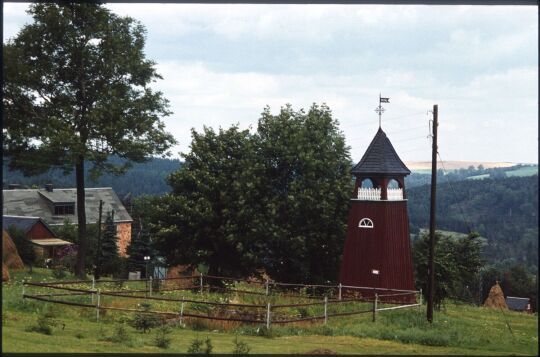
(405, 163, 538, 188)
(407, 175, 538, 273)
(3, 156, 181, 197)
(406, 161, 520, 171)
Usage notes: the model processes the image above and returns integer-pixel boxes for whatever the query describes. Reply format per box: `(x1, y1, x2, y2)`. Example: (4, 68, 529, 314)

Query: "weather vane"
(375, 93, 390, 128)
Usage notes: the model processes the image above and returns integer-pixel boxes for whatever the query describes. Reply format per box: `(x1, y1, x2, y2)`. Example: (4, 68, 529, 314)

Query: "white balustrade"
(357, 187, 381, 200)
(387, 188, 403, 200)
(357, 187, 404, 201)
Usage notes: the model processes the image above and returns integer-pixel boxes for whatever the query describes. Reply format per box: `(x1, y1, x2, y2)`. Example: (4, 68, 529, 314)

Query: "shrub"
(110, 324, 131, 343)
(98, 324, 132, 345)
(154, 325, 172, 349)
(26, 313, 57, 335)
(232, 336, 251, 354)
(52, 267, 67, 279)
(131, 304, 161, 333)
(187, 336, 213, 354)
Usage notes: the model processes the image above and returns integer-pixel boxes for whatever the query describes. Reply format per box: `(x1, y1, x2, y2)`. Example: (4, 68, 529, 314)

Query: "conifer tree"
(98, 211, 120, 276)
(127, 218, 156, 278)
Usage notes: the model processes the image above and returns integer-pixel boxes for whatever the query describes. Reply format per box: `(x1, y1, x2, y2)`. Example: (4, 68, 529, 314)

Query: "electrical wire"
(436, 152, 474, 234)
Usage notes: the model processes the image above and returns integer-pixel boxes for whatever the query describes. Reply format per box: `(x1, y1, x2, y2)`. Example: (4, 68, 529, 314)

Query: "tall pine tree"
(98, 211, 120, 276)
(127, 218, 156, 278)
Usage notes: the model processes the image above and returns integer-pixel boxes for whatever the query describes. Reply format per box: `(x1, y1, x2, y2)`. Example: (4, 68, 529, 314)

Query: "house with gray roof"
(3, 186, 133, 256)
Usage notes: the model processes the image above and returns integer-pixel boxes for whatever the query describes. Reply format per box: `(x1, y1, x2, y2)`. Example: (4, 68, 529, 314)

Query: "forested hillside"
(407, 175, 538, 272)
(3, 156, 181, 197)
(4, 156, 538, 274)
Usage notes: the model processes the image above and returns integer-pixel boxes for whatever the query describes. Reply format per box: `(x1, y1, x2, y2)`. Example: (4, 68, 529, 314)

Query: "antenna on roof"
(375, 93, 390, 128)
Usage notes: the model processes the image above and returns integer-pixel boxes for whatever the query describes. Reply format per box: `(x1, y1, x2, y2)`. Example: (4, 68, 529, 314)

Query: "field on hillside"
(2, 268, 537, 355)
(406, 161, 517, 171)
(506, 166, 539, 177)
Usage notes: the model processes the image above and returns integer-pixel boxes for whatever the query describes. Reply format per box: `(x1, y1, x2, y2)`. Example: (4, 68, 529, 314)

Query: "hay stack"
(483, 281, 508, 309)
(2, 263, 10, 282)
(2, 230, 25, 270)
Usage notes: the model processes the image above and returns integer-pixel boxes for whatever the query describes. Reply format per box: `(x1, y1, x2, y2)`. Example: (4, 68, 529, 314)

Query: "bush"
(154, 325, 172, 349)
(232, 336, 251, 354)
(187, 336, 213, 354)
(26, 313, 57, 335)
(131, 303, 161, 333)
(52, 267, 67, 279)
(98, 324, 132, 345)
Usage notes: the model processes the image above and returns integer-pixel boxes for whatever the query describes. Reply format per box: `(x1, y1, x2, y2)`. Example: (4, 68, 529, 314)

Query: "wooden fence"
(22, 274, 421, 328)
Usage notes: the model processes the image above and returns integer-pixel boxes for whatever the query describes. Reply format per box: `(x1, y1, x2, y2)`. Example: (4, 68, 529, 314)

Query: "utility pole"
(94, 200, 103, 280)
(427, 104, 438, 323)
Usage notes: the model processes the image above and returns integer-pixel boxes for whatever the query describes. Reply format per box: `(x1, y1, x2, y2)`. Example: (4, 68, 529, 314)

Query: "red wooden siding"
(27, 222, 56, 240)
(339, 200, 415, 293)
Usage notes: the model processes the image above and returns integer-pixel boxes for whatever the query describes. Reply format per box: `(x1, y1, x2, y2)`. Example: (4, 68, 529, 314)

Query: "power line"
(340, 111, 426, 129)
(437, 152, 474, 234)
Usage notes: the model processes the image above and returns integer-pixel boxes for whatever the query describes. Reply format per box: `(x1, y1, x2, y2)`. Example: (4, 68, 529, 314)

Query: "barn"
(2, 215, 73, 260)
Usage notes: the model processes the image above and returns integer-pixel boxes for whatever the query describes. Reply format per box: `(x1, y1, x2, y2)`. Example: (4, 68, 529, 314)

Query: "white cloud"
(3, 3, 537, 163)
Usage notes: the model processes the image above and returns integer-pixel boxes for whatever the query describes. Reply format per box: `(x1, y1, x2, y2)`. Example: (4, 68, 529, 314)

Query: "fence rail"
(22, 274, 421, 328)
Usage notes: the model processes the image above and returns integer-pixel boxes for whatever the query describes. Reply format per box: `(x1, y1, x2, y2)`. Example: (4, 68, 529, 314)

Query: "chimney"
(8, 184, 21, 190)
(45, 183, 53, 192)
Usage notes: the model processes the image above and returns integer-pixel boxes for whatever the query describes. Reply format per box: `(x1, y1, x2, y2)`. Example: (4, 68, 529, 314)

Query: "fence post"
(372, 293, 378, 322)
(419, 289, 423, 305)
(199, 273, 203, 294)
(266, 303, 271, 330)
(96, 288, 101, 322)
(149, 276, 153, 297)
(91, 276, 95, 304)
(22, 280, 26, 302)
(179, 297, 185, 325)
(265, 278, 269, 296)
(324, 296, 328, 325)
(338, 283, 342, 301)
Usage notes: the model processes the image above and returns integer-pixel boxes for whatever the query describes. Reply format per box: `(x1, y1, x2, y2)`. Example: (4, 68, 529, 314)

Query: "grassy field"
(3, 268, 538, 355)
(506, 166, 538, 177)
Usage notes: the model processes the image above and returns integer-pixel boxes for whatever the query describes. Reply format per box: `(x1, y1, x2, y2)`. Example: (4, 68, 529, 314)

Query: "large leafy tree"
(256, 104, 352, 283)
(412, 231, 485, 309)
(152, 104, 352, 283)
(3, 3, 176, 278)
(152, 126, 266, 278)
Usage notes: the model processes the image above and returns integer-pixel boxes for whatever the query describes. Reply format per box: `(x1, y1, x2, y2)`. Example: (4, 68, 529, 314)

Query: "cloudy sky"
(4, 3, 538, 164)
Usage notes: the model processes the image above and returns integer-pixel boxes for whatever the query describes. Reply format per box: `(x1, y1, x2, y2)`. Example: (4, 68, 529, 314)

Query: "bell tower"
(339, 126, 415, 292)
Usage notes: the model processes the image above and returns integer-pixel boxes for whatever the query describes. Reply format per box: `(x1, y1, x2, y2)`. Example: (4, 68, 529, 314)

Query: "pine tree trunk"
(75, 155, 87, 279)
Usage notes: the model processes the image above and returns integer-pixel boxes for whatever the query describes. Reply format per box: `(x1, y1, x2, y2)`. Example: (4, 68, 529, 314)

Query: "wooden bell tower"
(339, 125, 415, 293)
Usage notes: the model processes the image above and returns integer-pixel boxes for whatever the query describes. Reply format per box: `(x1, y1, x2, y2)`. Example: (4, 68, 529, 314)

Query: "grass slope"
(3, 269, 538, 355)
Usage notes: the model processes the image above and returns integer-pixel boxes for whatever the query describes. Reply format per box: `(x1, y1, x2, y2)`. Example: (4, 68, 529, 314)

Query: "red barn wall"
(339, 200, 414, 291)
(27, 222, 56, 240)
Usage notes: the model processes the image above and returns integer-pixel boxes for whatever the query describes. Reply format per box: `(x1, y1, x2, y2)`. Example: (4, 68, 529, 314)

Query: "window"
(54, 204, 75, 215)
(359, 218, 374, 229)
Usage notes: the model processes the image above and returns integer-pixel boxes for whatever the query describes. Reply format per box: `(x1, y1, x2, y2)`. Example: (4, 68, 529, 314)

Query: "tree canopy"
(412, 231, 485, 309)
(3, 3, 176, 277)
(149, 104, 352, 283)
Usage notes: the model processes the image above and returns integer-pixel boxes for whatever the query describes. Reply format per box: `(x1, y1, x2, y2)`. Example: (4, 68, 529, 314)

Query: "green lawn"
(3, 268, 538, 355)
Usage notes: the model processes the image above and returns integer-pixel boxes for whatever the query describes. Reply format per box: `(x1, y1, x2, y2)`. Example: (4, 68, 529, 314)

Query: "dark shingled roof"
(506, 296, 530, 311)
(2, 215, 57, 237)
(2, 187, 132, 226)
(352, 127, 411, 176)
